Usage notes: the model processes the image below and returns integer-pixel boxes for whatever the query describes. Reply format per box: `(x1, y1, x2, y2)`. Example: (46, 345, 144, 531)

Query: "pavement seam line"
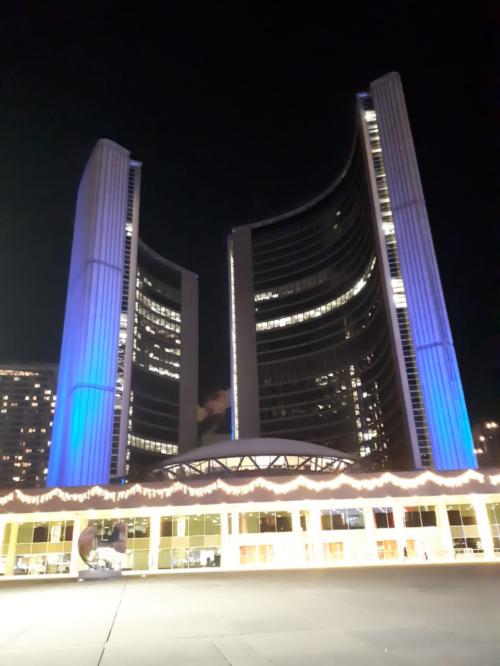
(211, 638, 233, 665)
(97, 580, 128, 666)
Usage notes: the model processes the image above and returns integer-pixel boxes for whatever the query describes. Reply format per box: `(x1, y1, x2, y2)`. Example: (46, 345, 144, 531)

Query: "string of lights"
(0, 469, 495, 509)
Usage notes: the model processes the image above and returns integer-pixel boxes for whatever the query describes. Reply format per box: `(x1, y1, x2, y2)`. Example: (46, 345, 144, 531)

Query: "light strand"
(0, 469, 493, 509)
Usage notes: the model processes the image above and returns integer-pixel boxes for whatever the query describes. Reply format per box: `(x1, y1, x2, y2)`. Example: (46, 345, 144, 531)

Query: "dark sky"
(0, 4, 498, 422)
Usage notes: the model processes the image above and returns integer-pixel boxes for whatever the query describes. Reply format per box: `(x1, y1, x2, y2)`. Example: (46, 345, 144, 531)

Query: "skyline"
(0, 6, 497, 424)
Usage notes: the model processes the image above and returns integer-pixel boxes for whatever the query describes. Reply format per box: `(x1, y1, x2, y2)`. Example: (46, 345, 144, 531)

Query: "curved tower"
(228, 72, 476, 471)
(48, 139, 198, 487)
(128, 240, 198, 479)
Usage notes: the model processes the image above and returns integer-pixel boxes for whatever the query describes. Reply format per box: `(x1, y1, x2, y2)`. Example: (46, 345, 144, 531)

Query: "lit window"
(256, 258, 376, 332)
(403, 506, 436, 528)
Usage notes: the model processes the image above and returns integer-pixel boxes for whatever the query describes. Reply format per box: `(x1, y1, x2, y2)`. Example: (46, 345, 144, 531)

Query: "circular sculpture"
(78, 521, 127, 571)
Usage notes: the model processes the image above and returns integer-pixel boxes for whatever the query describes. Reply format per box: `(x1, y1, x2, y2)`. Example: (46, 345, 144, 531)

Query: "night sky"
(0, 4, 497, 423)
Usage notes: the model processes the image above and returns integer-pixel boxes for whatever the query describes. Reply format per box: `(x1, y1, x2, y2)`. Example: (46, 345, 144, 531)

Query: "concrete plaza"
(0, 564, 499, 665)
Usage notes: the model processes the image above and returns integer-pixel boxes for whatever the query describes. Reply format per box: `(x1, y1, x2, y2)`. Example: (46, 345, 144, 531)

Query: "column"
(308, 505, 323, 565)
(473, 498, 495, 560)
(149, 511, 161, 571)
(363, 504, 380, 563)
(219, 508, 229, 570)
(291, 507, 305, 566)
(228, 509, 240, 569)
(70, 516, 83, 575)
(392, 500, 407, 561)
(436, 501, 454, 561)
(0, 519, 5, 575)
(5, 521, 19, 576)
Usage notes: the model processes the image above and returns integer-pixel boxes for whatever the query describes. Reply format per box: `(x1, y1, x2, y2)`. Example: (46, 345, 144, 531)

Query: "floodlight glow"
(47, 140, 133, 487)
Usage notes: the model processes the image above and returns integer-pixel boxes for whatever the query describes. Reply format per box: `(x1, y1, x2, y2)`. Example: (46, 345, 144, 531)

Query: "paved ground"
(0, 564, 499, 665)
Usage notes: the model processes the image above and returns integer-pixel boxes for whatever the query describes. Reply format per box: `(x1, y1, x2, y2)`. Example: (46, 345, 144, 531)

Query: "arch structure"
(228, 72, 476, 471)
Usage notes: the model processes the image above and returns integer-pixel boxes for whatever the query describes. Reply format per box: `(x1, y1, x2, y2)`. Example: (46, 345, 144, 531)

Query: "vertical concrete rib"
(370, 72, 476, 469)
(48, 139, 132, 486)
(228, 228, 260, 438)
(179, 270, 199, 452)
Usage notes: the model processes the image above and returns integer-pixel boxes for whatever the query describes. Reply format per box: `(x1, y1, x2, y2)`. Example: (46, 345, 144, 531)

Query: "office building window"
(486, 503, 500, 553)
(403, 506, 437, 528)
(159, 514, 221, 569)
(239, 545, 274, 565)
(323, 542, 344, 561)
(377, 540, 399, 560)
(7, 520, 73, 575)
(239, 511, 293, 534)
(446, 505, 482, 557)
(373, 507, 395, 528)
(446, 504, 477, 526)
(321, 508, 364, 530)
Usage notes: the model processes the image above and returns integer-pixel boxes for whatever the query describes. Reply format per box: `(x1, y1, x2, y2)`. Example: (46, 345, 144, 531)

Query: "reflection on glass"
(377, 540, 398, 560)
(9, 520, 74, 576)
(447, 504, 477, 527)
(158, 547, 221, 569)
(403, 506, 436, 528)
(323, 542, 344, 561)
(373, 507, 395, 529)
(239, 511, 292, 534)
(321, 508, 364, 530)
(239, 545, 274, 565)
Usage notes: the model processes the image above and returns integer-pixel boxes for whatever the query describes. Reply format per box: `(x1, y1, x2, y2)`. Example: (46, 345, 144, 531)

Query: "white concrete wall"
(1, 491, 499, 580)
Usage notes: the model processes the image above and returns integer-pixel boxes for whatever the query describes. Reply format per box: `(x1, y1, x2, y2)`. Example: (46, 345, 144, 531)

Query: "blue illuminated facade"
(48, 139, 199, 487)
(48, 140, 141, 486)
(368, 73, 476, 469)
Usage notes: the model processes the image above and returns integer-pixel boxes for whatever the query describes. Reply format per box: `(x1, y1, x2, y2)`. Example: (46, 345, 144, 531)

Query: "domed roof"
(151, 437, 356, 481)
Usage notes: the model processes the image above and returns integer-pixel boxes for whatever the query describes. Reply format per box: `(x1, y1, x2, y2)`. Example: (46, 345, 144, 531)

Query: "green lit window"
(403, 506, 436, 528)
(239, 511, 292, 534)
(159, 514, 221, 569)
(88, 517, 150, 571)
(486, 503, 500, 552)
(446, 505, 482, 556)
(321, 508, 364, 530)
(9, 520, 73, 576)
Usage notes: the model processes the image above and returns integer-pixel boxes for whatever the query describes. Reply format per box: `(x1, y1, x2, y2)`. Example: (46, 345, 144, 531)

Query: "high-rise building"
(228, 72, 476, 471)
(128, 240, 198, 479)
(0, 364, 57, 487)
(47, 139, 198, 487)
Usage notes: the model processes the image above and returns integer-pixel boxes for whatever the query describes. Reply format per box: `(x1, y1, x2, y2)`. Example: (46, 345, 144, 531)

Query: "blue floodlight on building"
(369, 73, 476, 469)
(47, 140, 136, 486)
(48, 139, 199, 487)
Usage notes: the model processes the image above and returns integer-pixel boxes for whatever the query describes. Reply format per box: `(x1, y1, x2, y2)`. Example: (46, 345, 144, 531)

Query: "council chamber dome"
(150, 437, 357, 480)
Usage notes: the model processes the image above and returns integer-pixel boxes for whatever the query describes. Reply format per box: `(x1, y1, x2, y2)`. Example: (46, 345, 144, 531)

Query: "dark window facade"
(321, 508, 365, 530)
(403, 506, 437, 528)
(250, 133, 412, 468)
(373, 507, 395, 529)
(128, 241, 183, 477)
(239, 511, 293, 534)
